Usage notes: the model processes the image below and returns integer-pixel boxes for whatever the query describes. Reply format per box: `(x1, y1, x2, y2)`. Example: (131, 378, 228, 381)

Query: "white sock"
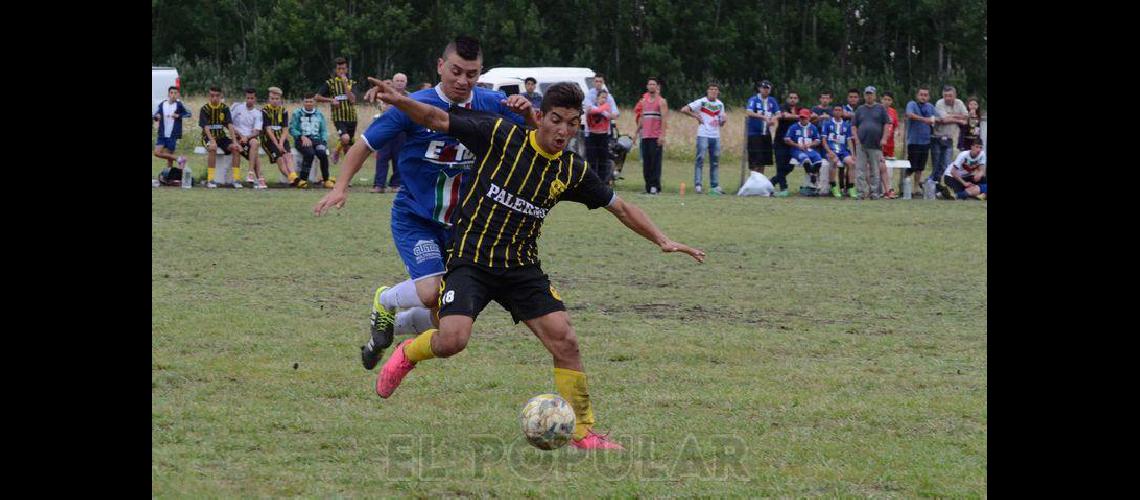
(379, 279, 425, 309)
(394, 307, 435, 336)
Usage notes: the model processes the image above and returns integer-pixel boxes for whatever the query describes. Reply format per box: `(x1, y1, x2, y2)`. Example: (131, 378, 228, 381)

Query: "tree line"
(153, 0, 986, 109)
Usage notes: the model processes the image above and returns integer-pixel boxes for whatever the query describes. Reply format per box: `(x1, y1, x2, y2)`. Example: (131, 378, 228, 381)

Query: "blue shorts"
(827, 149, 851, 163)
(392, 209, 453, 281)
(155, 136, 178, 151)
(789, 149, 822, 165)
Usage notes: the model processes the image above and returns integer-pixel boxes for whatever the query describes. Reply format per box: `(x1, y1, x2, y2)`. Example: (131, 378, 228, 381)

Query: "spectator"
(231, 88, 266, 189)
(843, 88, 860, 121)
(878, 91, 900, 199)
(634, 77, 668, 194)
(939, 142, 986, 200)
(290, 93, 332, 188)
(903, 86, 937, 196)
(419, 82, 433, 90)
(820, 104, 854, 198)
(584, 73, 619, 178)
(929, 85, 968, 185)
(199, 86, 243, 189)
(586, 89, 615, 184)
(851, 86, 890, 199)
(261, 86, 301, 187)
(370, 73, 409, 193)
(681, 82, 727, 195)
(521, 77, 543, 110)
(811, 90, 834, 124)
(960, 96, 983, 149)
(745, 80, 780, 175)
(783, 108, 823, 194)
(771, 90, 806, 197)
(153, 86, 191, 186)
(315, 56, 358, 165)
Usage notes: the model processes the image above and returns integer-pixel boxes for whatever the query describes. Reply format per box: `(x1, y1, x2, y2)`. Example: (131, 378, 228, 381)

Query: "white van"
(477, 67, 594, 100)
(152, 67, 181, 112)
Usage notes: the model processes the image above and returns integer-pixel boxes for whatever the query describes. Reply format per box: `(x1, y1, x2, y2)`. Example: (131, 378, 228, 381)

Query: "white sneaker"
(232, 181, 244, 189)
(206, 181, 218, 189)
(712, 186, 725, 195)
(246, 172, 255, 183)
(152, 179, 160, 188)
(695, 185, 703, 194)
(649, 186, 658, 194)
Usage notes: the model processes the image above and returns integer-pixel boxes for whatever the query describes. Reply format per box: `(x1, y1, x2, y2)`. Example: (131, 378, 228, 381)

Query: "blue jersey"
(784, 122, 820, 150)
(361, 85, 527, 227)
(820, 119, 851, 155)
(745, 94, 780, 136)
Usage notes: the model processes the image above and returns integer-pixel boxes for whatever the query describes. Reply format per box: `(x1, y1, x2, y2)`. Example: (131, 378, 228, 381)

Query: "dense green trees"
(153, 0, 986, 107)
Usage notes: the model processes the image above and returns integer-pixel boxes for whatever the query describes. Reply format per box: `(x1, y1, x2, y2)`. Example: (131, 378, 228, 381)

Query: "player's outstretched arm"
(367, 77, 450, 133)
(605, 196, 706, 263)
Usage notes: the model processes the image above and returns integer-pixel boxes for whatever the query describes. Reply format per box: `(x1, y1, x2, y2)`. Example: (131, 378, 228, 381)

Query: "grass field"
(152, 151, 987, 496)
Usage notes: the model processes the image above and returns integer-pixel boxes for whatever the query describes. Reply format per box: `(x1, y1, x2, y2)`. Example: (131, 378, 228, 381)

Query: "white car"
(152, 67, 181, 112)
(477, 67, 594, 100)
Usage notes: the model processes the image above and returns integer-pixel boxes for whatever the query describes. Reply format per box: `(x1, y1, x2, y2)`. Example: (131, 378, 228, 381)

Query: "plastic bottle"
(902, 177, 913, 199)
(924, 178, 936, 199)
(182, 165, 192, 189)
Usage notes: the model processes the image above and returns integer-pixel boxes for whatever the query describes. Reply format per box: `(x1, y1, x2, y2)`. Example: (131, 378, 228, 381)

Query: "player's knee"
(207, 145, 217, 152)
(434, 326, 471, 358)
(548, 324, 580, 362)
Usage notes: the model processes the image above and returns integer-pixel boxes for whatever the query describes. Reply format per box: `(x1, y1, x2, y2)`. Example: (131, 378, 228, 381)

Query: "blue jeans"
(927, 136, 953, 183)
(374, 131, 406, 188)
(694, 136, 720, 188)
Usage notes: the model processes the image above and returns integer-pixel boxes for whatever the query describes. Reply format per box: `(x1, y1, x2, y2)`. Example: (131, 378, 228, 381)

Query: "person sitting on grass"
(940, 142, 987, 200)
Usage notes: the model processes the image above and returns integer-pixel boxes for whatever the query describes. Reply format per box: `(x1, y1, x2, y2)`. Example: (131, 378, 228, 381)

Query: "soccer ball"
(519, 394, 576, 450)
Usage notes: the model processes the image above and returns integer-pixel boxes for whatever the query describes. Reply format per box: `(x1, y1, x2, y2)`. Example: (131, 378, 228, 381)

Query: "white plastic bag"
(737, 171, 775, 197)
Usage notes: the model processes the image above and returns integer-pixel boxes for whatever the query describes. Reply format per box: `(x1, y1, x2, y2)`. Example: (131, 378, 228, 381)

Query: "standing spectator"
(199, 86, 243, 189)
(634, 77, 668, 194)
(291, 93, 332, 188)
(584, 73, 619, 179)
(811, 90, 834, 124)
(903, 87, 937, 195)
(316, 57, 358, 165)
(771, 90, 805, 197)
(843, 88, 860, 121)
(261, 86, 301, 187)
(960, 96, 983, 149)
(368, 73, 409, 193)
(878, 91, 900, 198)
(681, 83, 727, 195)
(231, 88, 266, 189)
(745, 80, 780, 174)
(521, 77, 543, 110)
(929, 85, 968, 185)
(820, 104, 854, 198)
(851, 86, 890, 199)
(586, 89, 615, 184)
(783, 108, 823, 194)
(153, 86, 191, 186)
(939, 142, 986, 200)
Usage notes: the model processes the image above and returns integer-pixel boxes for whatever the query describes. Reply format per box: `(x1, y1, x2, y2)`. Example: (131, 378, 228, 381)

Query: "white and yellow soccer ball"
(519, 394, 576, 450)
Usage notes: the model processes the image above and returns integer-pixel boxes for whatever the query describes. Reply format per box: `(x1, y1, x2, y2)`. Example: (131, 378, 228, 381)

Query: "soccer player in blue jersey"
(784, 108, 823, 195)
(820, 104, 855, 198)
(313, 36, 537, 369)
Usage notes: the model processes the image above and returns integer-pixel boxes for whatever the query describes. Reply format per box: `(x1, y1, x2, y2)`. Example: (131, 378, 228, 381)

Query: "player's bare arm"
(604, 196, 706, 263)
(367, 77, 451, 132)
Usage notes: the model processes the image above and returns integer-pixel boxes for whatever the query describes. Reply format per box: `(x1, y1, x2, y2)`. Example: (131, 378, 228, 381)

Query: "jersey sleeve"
(446, 106, 501, 160)
(561, 161, 616, 210)
(687, 98, 703, 111)
(222, 107, 232, 125)
(360, 106, 412, 152)
(198, 106, 207, 127)
(317, 81, 331, 97)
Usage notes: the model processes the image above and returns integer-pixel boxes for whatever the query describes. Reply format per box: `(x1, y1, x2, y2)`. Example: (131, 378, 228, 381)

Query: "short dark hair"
(917, 85, 931, 92)
(334, 57, 347, 66)
(787, 90, 799, 98)
(967, 96, 979, 104)
(820, 91, 832, 97)
(708, 82, 719, 89)
(882, 91, 894, 99)
(168, 86, 178, 92)
(303, 93, 316, 100)
(847, 88, 860, 96)
(594, 73, 605, 80)
(244, 87, 256, 95)
(540, 82, 584, 113)
(647, 77, 659, 85)
(442, 35, 482, 61)
(525, 77, 537, 84)
(208, 86, 221, 93)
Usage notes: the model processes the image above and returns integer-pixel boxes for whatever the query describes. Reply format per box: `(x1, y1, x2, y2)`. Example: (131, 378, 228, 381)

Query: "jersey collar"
(435, 84, 473, 108)
(528, 131, 562, 160)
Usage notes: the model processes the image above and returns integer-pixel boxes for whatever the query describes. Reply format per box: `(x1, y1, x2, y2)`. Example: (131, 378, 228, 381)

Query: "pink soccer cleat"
(376, 339, 416, 398)
(570, 430, 625, 450)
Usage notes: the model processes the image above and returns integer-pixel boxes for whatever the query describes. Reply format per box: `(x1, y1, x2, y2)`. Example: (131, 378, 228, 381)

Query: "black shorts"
(261, 137, 291, 163)
(747, 134, 773, 167)
(203, 136, 234, 155)
(943, 174, 984, 193)
(906, 144, 930, 174)
(238, 138, 256, 159)
(438, 261, 566, 324)
(334, 121, 357, 143)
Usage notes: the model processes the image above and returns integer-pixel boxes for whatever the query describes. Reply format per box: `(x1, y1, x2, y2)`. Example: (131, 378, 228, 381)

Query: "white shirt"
(230, 103, 263, 138)
(160, 101, 178, 138)
(687, 97, 726, 138)
(944, 150, 986, 178)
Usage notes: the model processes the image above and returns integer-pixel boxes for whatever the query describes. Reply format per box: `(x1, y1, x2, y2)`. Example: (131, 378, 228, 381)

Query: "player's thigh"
(523, 310, 577, 354)
(415, 275, 442, 308)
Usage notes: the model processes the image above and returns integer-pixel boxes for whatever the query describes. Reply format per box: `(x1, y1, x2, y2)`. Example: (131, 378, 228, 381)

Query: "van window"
(476, 82, 493, 89)
(500, 85, 520, 96)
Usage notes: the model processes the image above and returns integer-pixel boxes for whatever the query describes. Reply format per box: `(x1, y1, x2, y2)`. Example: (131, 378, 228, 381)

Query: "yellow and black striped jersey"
(319, 76, 357, 122)
(446, 107, 615, 269)
(261, 104, 289, 140)
(199, 103, 232, 141)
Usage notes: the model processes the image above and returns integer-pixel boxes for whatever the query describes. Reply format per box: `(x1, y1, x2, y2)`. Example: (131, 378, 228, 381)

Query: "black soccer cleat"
(361, 286, 396, 370)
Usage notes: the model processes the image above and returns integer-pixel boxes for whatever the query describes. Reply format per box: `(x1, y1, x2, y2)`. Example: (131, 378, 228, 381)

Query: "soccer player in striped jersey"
(314, 36, 535, 372)
(261, 86, 300, 186)
(329, 80, 705, 450)
(316, 57, 358, 165)
(199, 86, 243, 189)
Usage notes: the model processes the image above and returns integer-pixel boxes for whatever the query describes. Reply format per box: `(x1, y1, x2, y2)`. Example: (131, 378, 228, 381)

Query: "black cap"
(758, 80, 772, 89)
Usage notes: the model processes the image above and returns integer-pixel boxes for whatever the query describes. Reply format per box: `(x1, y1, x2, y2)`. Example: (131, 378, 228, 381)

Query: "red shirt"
(883, 107, 899, 157)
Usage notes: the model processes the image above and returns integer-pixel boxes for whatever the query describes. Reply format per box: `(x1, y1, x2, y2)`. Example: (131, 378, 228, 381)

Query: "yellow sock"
(232, 167, 242, 181)
(207, 167, 216, 181)
(404, 329, 436, 363)
(288, 171, 298, 181)
(553, 368, 595, 440)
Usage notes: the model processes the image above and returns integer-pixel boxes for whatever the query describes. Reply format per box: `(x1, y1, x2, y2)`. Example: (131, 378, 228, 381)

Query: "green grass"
(152, 154, 987, 496)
